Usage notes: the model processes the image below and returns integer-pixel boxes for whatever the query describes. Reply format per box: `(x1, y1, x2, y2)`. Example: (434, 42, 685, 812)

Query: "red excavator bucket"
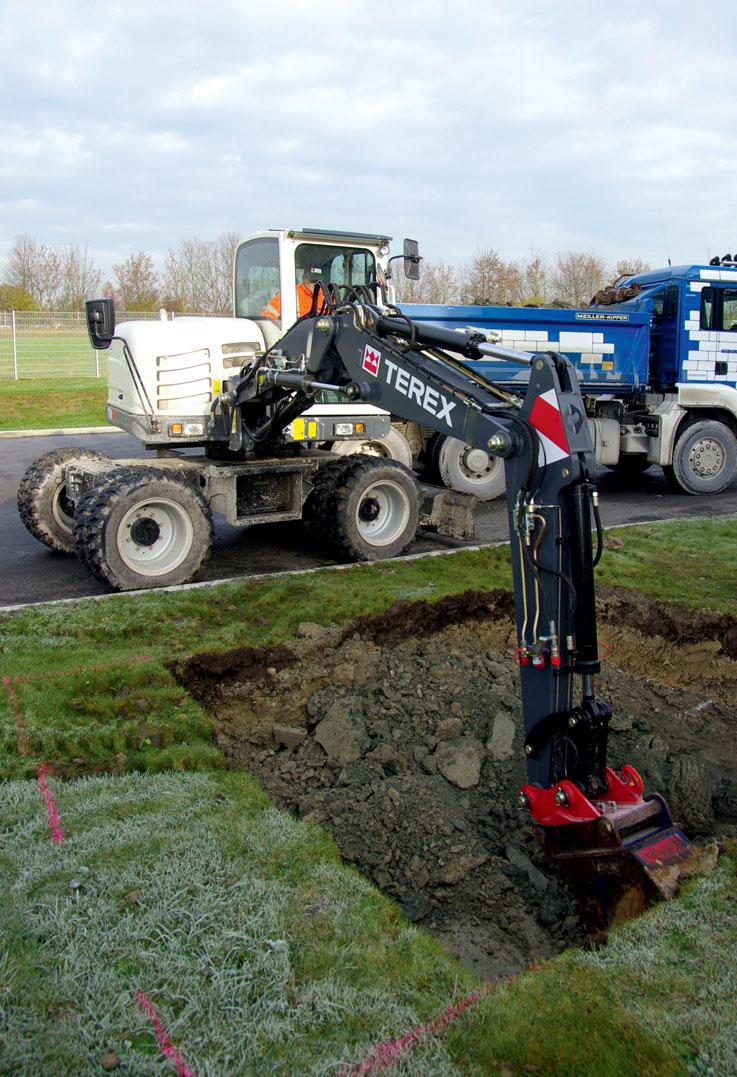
(521, 765, 716, 931)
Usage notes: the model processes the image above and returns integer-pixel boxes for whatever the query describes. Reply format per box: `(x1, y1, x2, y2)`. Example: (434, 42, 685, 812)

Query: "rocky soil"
(172, 587, 737, 979)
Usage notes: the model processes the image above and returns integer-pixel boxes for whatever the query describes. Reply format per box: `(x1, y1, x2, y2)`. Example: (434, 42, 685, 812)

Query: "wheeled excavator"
(84, 280, 700, 927)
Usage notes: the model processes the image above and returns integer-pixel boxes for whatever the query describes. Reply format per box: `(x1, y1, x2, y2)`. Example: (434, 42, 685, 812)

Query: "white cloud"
(1, 0, 736, 273)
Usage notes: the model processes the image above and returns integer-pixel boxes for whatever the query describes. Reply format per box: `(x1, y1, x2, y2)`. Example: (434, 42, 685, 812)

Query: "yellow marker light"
(355, 422, 366, 434)
(306, 420, 318, 439)
(168, 423, 183, 436)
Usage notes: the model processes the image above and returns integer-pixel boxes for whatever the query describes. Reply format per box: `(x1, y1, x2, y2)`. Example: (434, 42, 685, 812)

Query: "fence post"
(95, 349, 100, 378)
(11, 309, 18, 381)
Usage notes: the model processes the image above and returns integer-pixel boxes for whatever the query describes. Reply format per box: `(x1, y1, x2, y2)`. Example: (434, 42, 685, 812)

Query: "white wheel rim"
(689, 437, 724, 478)
(117, 497, 194, 577)
(355, 480, 411, 546)
(52, 484, 75, 535)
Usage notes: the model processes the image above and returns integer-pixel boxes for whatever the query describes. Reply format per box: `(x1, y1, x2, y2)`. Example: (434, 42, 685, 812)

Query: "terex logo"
(382, 357, 456, 429)
(362, 344, 381, 377)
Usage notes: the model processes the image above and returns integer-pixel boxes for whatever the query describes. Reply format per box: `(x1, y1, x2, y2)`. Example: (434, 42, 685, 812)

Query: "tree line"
(393, 249, 650, 308)
(0, 232, 650, 313)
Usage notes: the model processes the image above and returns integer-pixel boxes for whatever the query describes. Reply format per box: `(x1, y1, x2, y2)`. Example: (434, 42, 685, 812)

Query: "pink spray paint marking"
(136, 991, 194, 1077)
(342, 985, 492, 1075)
(36, 764, 63, 845)
(3, 674, 30, 756)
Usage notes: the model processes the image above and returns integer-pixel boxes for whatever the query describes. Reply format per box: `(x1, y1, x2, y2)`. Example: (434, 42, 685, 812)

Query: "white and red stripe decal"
(528, 389, 569, 465)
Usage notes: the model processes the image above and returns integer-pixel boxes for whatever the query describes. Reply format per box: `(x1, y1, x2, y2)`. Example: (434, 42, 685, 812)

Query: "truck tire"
(668, 419, 737, 495)
(327, 426, 414, 468)
(437, 436, 506, 500)
(73, 466, 213, 590)
(324, 456, 419, 562)
(17, 447, 111, 554)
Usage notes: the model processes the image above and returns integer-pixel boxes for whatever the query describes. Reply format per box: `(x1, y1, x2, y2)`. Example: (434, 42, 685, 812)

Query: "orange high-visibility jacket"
(261, 282, 324, 320)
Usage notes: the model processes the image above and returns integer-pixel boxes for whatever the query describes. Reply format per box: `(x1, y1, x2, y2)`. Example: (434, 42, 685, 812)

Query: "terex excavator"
(84, 282, 699, 927)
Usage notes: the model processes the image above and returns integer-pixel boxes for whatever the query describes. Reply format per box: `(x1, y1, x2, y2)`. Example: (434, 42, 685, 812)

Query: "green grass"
(0, 378, 107, 429)
(5, 768, 725, 1075)
(596, 516, 737, 611)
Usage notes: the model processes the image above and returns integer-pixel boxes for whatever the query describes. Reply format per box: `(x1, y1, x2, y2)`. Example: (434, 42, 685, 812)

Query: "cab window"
(700, 286, 737, 331)
(235, 238, 280, 322)
(294, 244, 376, 291)
(651, 285, 677, 321)
(723, 288, 737, 331)
(700, 287, 715, 330)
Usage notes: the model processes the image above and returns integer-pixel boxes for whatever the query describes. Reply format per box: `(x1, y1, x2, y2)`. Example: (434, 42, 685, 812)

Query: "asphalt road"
(2, 432, 736, 607)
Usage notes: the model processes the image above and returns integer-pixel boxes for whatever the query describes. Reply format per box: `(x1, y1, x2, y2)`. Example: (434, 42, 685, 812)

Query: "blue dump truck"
(403, 257, 737, 497)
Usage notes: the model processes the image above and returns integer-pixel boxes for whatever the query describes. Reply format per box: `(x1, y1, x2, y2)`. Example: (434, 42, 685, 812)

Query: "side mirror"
(85, 299, 115, 350)
(403, 239, 421, 281)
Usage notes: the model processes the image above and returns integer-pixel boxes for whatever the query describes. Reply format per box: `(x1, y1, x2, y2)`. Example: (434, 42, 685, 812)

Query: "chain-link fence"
(0, 310, 223, 380)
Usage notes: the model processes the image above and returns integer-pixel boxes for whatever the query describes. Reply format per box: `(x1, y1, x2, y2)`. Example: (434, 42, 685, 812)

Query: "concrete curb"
(0, 426, 123, 439)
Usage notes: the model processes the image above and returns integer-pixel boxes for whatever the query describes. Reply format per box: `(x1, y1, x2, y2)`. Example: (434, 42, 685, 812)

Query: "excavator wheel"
(319, 455, 419, 562)
(17, 447, 111, 554)
(302, 458, 347, 548)
(73, 466, 213, 591)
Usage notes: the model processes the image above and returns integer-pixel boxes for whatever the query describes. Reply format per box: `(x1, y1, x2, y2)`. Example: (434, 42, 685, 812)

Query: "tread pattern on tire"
(327, 455, 419, 562)
(302, 457, 353, 553)
(73, 465, 214, 590)
(17, 447, 110, 553)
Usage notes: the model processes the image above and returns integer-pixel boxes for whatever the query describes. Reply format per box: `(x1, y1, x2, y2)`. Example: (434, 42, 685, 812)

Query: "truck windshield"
(234, 238, 280, 321)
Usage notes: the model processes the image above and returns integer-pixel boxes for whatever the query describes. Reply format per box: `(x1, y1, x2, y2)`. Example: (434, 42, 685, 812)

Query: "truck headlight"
(334, 422, 366, 436)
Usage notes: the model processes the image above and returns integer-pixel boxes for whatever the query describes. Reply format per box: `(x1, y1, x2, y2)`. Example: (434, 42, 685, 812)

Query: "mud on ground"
(172, 588, 737, 980)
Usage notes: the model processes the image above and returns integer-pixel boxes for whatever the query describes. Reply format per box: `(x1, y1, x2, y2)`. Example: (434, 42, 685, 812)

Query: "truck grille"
(156, 349, 212, 412)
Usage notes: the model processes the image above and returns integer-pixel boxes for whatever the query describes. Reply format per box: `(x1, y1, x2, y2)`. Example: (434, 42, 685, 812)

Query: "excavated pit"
(171, 588, 737, 979)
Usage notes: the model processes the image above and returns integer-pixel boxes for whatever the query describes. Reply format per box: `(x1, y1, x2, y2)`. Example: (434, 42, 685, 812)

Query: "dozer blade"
(522, 766, 718, 932)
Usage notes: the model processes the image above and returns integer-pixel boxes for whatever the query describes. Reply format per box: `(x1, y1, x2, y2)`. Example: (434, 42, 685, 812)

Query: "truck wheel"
(17, 447, 111, 554)
(328, 426, 414, 467)
(327, 456, 419, 561)
(437, 436, 506, 500)
(669, 419, 737, 495)
(73, 466, 213, 590)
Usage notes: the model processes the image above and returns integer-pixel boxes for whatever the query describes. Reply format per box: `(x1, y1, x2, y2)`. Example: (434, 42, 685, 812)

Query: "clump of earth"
(172, 587, 737, 979)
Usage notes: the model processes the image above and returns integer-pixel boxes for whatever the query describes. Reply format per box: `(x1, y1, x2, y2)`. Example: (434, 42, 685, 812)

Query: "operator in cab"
(261, 265, 326, 321)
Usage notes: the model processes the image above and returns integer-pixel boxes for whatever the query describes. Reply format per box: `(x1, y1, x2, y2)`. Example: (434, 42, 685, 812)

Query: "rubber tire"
(437, 436, 506, 500)
(17, 447, 111, 554)
(73, 466, 214, 590)
(302, 458, 348, 549)
(327, 426, 414, 468)
(318, 456, 419, 562)
(668, 419, 737, 495)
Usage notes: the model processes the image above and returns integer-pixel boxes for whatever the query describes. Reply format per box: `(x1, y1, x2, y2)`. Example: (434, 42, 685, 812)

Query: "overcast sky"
(2, 0, 736, 279)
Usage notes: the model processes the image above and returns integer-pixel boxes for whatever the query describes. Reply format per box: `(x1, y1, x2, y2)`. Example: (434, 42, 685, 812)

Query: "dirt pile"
(172, 588, 737, 978)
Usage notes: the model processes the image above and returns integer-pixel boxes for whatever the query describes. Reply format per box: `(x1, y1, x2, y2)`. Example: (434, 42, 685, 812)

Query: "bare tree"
(58, 243, 101, 309)
(460, 247, 522, 305)
(610, 257, 651, 283)
(4, 234, 62, 307)
(162, 232, 240, 313)
(519, 252, 551, 306)
(552, 250, 608, 307)
(391, 260, 460, 305)
(112, 251, 160, 311)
